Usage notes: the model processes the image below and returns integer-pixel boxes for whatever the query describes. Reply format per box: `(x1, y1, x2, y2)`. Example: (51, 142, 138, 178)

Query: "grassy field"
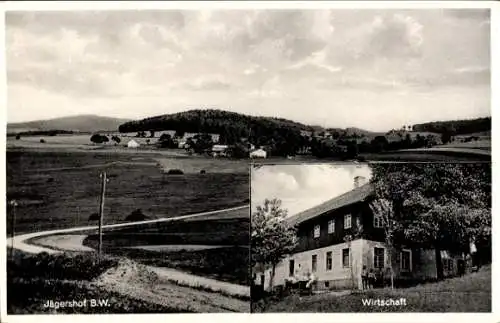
(7, 251, 250, 313)
(253, 265, 491, 312)
(80, 213, 250, 285)
(440, 139, 491, 151)
(7, 251, 192, 314)
(6, 150, 249, 235)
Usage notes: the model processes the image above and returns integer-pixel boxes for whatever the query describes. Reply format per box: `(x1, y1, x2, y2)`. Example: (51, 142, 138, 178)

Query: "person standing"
(361, 266, 368, 290)
(368, 269, 376, 289)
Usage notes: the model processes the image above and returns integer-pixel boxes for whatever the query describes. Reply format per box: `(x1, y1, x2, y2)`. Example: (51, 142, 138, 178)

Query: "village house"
(250, 148, 267, 159)
(212, 144, 229, 157)
(127, 139, 140, 148)
(254, 176, 470, 291)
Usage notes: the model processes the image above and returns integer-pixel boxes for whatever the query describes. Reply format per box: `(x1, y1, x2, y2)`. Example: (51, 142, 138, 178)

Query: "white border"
(1, 1, 498, 323)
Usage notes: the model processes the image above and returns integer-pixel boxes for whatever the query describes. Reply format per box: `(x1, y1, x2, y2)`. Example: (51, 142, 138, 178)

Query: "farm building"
(250, 148, 267, 158)
(127, 139, 140, 148)
(212, 144, 229, 157)
(254, 176, 474, 291)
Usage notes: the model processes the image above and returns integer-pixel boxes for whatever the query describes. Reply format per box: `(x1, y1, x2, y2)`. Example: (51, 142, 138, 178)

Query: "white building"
(212, 144, 229, 157)
(127, 139, 140, 148)
(250, 148, 267, 159)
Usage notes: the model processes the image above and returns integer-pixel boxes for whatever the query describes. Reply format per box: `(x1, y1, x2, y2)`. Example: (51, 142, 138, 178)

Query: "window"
(344, 214, 352, 229)
(328, 219, 335, 234)
(289, 259, 295, 277)
(326, 251, 333, 271)
(342, 248, 350, 268)
(374, 247, 385, 269)
(401, 250, 411, 272)
(443, 258, 453, 272)
(373, 215, 383, 228)
(313, 225, 320, 238)
(312, 255, 317, 272)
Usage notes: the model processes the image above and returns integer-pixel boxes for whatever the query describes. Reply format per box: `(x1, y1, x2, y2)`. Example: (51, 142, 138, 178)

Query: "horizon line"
(7, 109, 492, 133)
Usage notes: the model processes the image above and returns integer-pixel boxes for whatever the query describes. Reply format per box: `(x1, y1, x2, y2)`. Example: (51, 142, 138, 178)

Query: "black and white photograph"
(0, 1, 495, 320)
(250, 162, 491, 312)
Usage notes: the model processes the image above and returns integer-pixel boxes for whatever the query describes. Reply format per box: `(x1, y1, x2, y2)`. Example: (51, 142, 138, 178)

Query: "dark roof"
(287, 183, 374, 226)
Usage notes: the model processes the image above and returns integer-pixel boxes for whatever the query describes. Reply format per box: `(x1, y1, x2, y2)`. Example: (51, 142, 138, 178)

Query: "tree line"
(412, 117, 490, 135)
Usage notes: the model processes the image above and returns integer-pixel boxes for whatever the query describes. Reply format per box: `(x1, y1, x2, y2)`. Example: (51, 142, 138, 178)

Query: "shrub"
(125, 209, 151, 221)
(39, 139, 46, 143)
(200, 170, 206, 174)
(167, 169, 184, 175)
(8, 252, 119, 281)
(88, 212, 99, 221)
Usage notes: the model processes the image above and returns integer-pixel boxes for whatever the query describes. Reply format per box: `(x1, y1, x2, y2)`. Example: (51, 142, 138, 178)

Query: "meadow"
(6, 150, 249, 235)
(79, 210, 250, 285)
(252, 265, 491, 312)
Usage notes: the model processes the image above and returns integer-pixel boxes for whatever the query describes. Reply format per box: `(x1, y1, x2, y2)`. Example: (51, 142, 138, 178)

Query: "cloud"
(6, 9, 490, 129)
(251, 164, 372, 216)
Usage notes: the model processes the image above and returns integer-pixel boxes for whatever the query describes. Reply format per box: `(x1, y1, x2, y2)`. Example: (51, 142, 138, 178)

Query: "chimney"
(354, 175, 367, 188)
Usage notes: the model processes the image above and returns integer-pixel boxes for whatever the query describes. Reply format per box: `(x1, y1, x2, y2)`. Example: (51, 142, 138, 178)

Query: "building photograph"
(251, 162, 491, 312)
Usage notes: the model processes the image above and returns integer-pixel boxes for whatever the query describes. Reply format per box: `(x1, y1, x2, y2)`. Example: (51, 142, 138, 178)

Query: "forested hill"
(118, 109, 314, 141)
(412, 117, 491, 135)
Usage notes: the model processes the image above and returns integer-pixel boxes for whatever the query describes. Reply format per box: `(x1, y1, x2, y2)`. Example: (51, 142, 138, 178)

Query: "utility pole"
(9, 199, 18, 261)
(98, 171, 108, 258)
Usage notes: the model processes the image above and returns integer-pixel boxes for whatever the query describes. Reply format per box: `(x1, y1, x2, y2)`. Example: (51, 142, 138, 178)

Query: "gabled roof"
(287, 183, 374, 226)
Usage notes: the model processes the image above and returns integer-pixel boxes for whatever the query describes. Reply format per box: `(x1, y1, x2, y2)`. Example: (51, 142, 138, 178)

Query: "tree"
(175, 129, 185, 138)
(192, 133, 213, 154)
(90, 134, 104, 144)
(158, 133, 175, 148)
(111, 135, 121, 144)
(370, 163, 491, 280)
(251, 198, 298, 291)
(441, 131, 452, 145)
(232, 142, 249, 159)
(344, 216, 364, 290)
(370, 136, 389, 153)
(368, 198, 397, 289)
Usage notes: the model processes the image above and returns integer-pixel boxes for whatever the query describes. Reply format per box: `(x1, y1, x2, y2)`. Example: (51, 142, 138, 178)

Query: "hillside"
(118, 109, 319, 151)
(118, 109, 313, 134)
(412, 117, 491, 135)
(8, 115, 132, 133)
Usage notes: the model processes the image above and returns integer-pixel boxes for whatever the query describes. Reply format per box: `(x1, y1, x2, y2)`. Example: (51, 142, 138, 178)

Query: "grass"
(253, 265, 491, 312)
(361, 149, 491, 162)
(7, 251, 194, 314)
(6, 150, 249, 235)
(441, 139, 491, 151)
(81, 217, 250, 285)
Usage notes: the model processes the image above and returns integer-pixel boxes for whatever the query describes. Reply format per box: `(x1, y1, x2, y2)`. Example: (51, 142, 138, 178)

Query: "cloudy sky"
(251, 163, 372, 217)
(6, 8, 490, 131)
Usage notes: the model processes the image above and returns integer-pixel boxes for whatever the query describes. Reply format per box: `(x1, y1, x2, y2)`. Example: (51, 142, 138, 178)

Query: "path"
(6, 205, 248, 255)
(6, 205, 251, 299)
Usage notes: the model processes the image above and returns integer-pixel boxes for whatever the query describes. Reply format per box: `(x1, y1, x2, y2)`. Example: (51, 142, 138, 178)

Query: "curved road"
(6, 205, 249, 255)
(7, 205, 251, 299)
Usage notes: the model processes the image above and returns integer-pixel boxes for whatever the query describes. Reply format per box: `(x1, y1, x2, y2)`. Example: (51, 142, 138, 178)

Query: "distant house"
(250, 148, 267, 159)
(300, 130, 313, 137)
(178, 140, 189, 149)
(127, 139, 140, 148)
(212, 144, 229, 157)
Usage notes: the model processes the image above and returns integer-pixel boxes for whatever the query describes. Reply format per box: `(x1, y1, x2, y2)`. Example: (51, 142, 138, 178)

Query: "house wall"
(295, 203, 368, 253)
(254, 239, 364, 291)
(254, 237, 464, 292)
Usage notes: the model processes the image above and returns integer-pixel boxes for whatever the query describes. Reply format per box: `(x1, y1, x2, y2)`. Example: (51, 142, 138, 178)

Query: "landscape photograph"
(2, 4, 491, 317)
(250, 162, 491, 312)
